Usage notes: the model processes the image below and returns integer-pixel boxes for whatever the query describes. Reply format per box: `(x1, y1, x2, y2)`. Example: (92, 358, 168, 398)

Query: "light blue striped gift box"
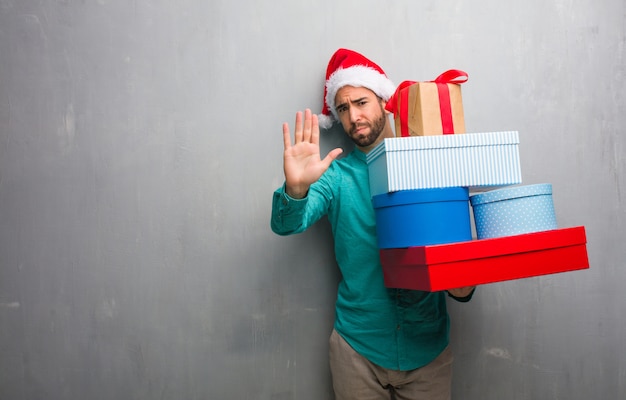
(366, 131, 522, 196)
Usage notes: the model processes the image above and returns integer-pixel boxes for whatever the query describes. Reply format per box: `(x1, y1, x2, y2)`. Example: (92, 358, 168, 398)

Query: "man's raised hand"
(282, 109, 343, 198)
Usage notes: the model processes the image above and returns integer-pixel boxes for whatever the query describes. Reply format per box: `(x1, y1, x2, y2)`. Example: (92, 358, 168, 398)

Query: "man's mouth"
(353, 124, 369, 135)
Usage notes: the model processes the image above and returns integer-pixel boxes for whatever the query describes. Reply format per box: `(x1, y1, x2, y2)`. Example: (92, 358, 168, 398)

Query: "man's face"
(334, 86, 390, 151)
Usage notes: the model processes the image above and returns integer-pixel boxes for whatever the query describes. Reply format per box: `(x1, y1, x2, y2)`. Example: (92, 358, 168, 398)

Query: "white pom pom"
(317, 114, 334, 130)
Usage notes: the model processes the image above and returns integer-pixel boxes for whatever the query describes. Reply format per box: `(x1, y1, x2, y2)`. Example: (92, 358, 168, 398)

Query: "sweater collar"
(352, 147, 367, 162)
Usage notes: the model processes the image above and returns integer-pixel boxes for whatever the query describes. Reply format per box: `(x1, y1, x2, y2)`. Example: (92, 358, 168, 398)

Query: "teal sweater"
(271, 148, 449, 371)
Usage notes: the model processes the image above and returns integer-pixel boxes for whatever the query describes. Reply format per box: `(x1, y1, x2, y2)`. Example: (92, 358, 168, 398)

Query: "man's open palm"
(282, 109, 343, 198)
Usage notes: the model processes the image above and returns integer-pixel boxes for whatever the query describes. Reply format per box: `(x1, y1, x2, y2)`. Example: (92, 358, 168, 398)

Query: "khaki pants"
(329, 329, 453, 400)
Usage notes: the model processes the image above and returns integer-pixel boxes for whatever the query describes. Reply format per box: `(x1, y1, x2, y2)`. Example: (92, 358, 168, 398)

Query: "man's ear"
(380, 97, 389, 113)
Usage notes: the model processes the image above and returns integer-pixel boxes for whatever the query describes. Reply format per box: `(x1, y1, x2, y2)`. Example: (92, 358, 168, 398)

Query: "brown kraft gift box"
(388, 70, 468, 137)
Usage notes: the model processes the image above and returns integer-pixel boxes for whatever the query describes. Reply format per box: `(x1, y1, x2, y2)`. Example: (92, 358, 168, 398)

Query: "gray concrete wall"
(0, 1, 624, 399)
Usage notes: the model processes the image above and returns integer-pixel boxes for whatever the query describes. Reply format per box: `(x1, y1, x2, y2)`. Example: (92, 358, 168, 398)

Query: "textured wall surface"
(1, 1, 624, 399)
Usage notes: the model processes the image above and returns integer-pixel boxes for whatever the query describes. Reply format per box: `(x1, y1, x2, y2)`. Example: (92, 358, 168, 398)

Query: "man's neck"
(358, 125, 395, 154)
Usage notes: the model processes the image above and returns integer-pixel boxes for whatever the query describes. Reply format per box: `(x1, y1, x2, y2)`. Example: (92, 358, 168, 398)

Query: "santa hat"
(318, 48, 396, 129)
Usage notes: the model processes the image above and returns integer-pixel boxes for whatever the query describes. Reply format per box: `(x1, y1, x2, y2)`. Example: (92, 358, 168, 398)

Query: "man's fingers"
(321, 148, 343, 167)
(293, 111, 303, 143)
(302, 109, 312, 142)
(282, 122, 292, 150)
(311, 113, 320, 146)
(288, 110, 319, 147)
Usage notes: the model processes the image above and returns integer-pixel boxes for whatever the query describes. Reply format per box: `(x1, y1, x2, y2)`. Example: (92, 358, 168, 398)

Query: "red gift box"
(379, 226, 590, 292)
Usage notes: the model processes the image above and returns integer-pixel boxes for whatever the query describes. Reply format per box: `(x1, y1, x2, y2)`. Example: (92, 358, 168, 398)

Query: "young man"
(271, 48, 475, 400)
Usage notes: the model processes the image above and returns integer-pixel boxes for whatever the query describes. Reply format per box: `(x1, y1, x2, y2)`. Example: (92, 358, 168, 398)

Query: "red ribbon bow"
(386, 69, 468, 137)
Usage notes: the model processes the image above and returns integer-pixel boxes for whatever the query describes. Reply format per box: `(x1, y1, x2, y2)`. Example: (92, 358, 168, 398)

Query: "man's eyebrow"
(351, 97, 368, 104)
(336, 97, 368, 110)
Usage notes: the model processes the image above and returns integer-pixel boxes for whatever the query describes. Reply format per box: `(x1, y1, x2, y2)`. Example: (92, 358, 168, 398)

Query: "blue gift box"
(366, 131, 522, 197)
(470, 183, 557, 239)
(372, 187, 472, 249)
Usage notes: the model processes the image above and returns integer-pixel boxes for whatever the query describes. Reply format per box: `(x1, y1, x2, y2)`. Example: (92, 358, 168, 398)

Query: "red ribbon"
(385, 70, 468, 137)
(433, 69, 468, 135)
(385, 80, 415, 137)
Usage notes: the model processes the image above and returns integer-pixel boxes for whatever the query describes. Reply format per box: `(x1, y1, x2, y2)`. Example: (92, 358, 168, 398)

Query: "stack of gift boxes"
(368, 71, 589, 292)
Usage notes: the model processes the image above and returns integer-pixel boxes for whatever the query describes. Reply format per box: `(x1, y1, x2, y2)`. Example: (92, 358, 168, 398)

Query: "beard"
(347, 102, 387, 148)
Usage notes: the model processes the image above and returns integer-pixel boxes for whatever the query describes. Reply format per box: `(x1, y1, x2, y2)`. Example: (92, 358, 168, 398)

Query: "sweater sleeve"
(270, 182, 332, 236)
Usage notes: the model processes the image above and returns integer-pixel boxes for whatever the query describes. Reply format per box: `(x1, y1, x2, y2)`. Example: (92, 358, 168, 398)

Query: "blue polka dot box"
(470, 183, 558, 239)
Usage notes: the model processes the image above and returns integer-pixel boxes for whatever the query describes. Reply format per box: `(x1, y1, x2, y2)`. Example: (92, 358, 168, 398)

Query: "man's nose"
(348, 107, 360, 123)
